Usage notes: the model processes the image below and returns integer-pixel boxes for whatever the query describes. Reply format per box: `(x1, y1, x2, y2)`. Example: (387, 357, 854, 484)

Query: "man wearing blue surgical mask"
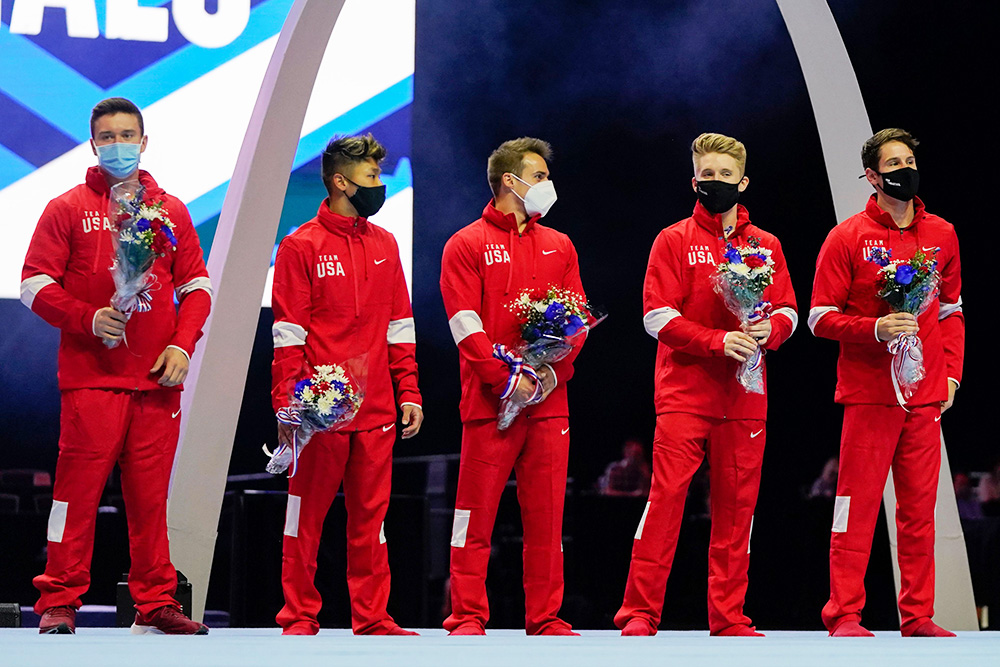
(21, 97, 212, 635)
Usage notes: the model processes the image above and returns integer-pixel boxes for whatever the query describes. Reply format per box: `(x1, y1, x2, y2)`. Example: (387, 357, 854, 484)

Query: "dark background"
(1, 0, 993, 630)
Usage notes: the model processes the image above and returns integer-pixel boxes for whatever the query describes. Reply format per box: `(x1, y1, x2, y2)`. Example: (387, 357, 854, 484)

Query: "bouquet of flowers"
(104, 181, 177, 348)
(712, 237, 776, 394)
(868, 246, 941, 403)
(494, 285, 605, 430)
(265, 362, 365, 476)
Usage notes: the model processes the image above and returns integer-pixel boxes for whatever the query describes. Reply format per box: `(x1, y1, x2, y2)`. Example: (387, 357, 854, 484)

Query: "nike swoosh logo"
(383, 424, 394, 432)
(561, 427, 570, 435)
(922, 246, 939, 253)
(750, 429, 763, 438)
(935, 415, 942, 422)
(542, 249, 557, 255)
(374, 258, 387, 265)
(172, 409, 181, 419)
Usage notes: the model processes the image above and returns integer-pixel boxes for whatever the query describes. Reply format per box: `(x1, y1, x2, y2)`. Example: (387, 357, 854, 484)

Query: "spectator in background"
(954, 473, 983, 520)
(978, 460, 1000, 517)
(597, 439, 652, 497)
(809, 457, 839, 500)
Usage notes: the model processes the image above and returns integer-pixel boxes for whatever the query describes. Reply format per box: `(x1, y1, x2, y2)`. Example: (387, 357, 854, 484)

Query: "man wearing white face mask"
(440, 137, 587, 635)
(21, 97, 211, 635)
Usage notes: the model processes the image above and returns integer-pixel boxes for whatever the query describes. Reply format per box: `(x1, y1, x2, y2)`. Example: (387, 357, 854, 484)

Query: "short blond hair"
(487, 137, 553, 197)
(691, 132, 747, 176)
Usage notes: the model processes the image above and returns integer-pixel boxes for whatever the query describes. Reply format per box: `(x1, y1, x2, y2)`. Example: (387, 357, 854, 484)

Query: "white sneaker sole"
(130, 623, 164, 635)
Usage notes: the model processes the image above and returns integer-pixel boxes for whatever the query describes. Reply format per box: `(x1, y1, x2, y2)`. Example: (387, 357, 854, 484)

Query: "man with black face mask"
(270, 133, 423, 635)
(810, 128, 964, 637)
(615, 133, 797, 637)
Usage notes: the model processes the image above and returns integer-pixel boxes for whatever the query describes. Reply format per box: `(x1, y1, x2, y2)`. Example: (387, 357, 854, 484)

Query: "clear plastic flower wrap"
(868, 247, 941, 404)
(104, 181, 177, 348)
(495, 286, 605, 431)
(711, 237, 776, 394)
(265, 356, 367, 476)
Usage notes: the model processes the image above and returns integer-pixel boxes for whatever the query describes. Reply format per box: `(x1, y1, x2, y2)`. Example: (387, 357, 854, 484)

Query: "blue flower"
(544, 302, 566, 322)
(136, 219, 151, 232)
(895, 264, 916, 285)
(294, 379, 312, 396)
(868, 247, 891, 267)
(724, 246, 742, 264)
(565, 314, 584, 336)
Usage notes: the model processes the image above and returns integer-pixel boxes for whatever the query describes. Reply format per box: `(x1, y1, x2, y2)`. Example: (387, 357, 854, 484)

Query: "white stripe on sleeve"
(272, 321, 307, 348)
(807, 305, 840, 334)
(772, 307, 799, 335)
(939, 296, 962, 320)
(20, 274, 57, 310)
(176, 276, 214, 303)
(448, 310, 485, 345)
(643, 306, 681, 340)
(387, 317, 416, 345)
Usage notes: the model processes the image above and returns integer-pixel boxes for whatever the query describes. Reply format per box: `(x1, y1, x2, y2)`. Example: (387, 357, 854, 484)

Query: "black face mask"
(696, 179, 742, 215)
(878, 167, 919, 202)
(342, 176, 387, 218)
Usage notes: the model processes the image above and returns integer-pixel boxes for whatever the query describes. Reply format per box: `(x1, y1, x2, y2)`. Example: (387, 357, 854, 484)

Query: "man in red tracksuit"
(440, 137, 585, 636)
(615, 133, 797, 637)
(21, 98, 211, 635)
(271, 133, 423, 636)
(811, 128, 964, 638)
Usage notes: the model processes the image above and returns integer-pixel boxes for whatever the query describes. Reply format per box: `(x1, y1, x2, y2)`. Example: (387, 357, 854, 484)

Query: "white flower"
(731, 263, 751, 276)
(300, 387, 315, 402)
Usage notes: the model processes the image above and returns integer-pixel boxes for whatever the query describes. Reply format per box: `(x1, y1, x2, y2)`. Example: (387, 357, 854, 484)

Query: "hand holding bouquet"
(265, 362, 365, 476)
(105, 181, 177, 348)
(868, 246, 941, 404)
(494, 285, 604, 430)
(712, 237, 776, 394)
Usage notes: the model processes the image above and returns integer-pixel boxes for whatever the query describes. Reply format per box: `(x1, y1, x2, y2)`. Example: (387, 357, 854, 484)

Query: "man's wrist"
(400, 402, 422, 410)
(166, 344, 191, 362)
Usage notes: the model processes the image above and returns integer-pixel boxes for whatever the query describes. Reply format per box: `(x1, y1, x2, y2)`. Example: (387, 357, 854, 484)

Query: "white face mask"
(510, 173, 558, 217)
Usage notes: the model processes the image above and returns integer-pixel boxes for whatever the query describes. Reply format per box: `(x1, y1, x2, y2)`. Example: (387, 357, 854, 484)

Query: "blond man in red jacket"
(616, 133, 797, 637)
(21, 98, 211, 635)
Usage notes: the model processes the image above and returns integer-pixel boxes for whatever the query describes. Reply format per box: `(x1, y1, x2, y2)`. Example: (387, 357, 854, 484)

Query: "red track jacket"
(440, 201, 586, 423)
(270, 202, 421, 431)
(809, 195, 964, 406)
(21, 167, 212, 392)
(643, 201, 797, 420)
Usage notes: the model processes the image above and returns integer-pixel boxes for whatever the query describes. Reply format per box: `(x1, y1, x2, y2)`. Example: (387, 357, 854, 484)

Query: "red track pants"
(33, 388, 180, 615)
(276, 424, 397, 634)
(822, 404, 941, 633)
(615, 413, 765, 634)
(444, 417, 572, 635)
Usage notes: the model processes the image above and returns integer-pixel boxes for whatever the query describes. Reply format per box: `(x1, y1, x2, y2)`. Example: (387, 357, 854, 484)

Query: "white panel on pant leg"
(832, 495, 850, 533)
(379, 521, 386, 545)
(47, 500, 68, 543)
(451, 509, 471, 548)
(284, 494, 301, 538)
(748, 515, 754, 555)
(634, 501, 651, 540)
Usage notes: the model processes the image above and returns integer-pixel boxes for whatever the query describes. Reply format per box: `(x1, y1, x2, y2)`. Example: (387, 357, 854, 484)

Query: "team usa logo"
(687, 244, 717, 266)
(484, 243, 511, 266)
(861, 239, 886, 262)
(316, 254, 345, 278)
(81, 211, 113, 234)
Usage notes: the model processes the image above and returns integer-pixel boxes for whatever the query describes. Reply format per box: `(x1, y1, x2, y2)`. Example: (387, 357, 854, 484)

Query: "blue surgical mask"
(96, 142, 142, 179)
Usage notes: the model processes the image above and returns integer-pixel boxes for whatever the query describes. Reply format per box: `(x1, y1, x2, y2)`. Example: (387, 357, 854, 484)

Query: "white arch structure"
(777, 0, 977, 631)
(165, 0, 978, 628)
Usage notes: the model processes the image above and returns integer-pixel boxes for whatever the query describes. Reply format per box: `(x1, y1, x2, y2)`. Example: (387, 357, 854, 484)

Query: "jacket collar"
(691, 200, 751, 238)
(865, 194, 926, 230)
(85, 166, 164, 199)
(317, 199, 368, 235)
(482, 200, 540, 234)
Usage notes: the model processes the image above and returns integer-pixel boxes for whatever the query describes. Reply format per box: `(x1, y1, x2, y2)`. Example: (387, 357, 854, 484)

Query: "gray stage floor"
(2, 628, 997, 667)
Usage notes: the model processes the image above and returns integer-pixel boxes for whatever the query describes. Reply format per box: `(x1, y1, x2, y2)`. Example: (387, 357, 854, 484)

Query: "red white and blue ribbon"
(274, 406, 303, 477)
(887, 332, 920, 409)
(744, 301, 772, 372)
(493, 344, 542, 403)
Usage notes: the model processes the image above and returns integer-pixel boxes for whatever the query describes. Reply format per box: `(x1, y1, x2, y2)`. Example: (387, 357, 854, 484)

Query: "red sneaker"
(282, 623, 318, 636)
(902, 619, 956, 637)
(39, 606, 76, 635)
(361, 623, 419, 636)
(131, 605, 209, 635)
(621, 618, 656, 636)
(830, 620, 875, 637)
(449, 623, 486, 635)
(713, 624, 765, 637)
